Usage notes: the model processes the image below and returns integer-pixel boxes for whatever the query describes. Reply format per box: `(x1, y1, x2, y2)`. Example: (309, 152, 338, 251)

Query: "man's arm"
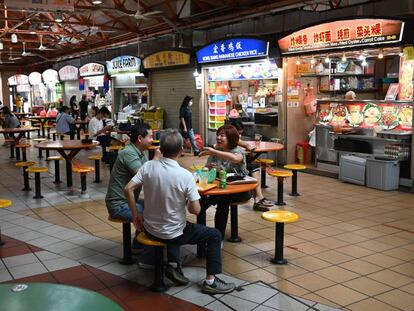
(124, 180, 143, 230)
(187, 200, 200, 215)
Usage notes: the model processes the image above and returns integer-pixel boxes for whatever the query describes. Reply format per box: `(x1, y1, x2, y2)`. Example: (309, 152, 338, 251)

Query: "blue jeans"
(181, 128, 199, 153)
(111, 200, 144, 221)
(146, 223, 222, 275)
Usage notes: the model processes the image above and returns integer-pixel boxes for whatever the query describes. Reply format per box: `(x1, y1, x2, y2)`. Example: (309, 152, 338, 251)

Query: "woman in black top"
(179, 95, 199, 156)
(69, 95, 78, 118)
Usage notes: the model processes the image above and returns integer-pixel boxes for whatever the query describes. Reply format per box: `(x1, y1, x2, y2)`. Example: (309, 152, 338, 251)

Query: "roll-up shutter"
(150, 68, 200, 132)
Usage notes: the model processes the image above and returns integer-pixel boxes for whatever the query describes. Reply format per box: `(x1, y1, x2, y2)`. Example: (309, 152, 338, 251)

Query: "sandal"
(253, 201, 270, 212)
(258, 198, 274, 207)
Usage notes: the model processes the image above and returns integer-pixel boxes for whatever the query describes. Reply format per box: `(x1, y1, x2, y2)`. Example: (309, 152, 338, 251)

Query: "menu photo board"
(278, 19, 404, 55)
(106, 56, 141, 76)
(196, 38, 269, 64)
(143, 51, 190, 69)
(58, 65, 79, 81)
(79, 63, 105, 77)
(208, 60, 278, 81)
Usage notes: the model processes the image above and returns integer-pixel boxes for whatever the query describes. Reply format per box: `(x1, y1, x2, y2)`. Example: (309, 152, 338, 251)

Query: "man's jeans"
(111, 200, 144, 222)
(147, 223, 222, 276)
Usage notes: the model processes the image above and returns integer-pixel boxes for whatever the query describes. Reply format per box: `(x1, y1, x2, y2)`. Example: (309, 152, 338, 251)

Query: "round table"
(28, 116, 56, 138)
(0, 127, 38, 159)
(0, 283, 122, 311)
(196, 181, 258, 258)
(245, 141, 284, 160)
(34, 140, 99, 187)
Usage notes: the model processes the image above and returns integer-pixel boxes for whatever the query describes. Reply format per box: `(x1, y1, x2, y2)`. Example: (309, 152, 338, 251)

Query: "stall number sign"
(278, 19, 404, 55)
(59, 65, 79, 81)
(79, 63, 105, 77)
(196, 38, 268, 64)
(143, 51, 190, 69)
(106, 56, 141, 75)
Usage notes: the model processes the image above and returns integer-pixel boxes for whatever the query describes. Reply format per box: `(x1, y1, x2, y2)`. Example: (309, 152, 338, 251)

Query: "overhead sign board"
(79, 63, 105, 77)
(196, 38, 269, 64)
(4, 0, 74, 11)
(42, 69, 59, 83)
(143, 51, 190, 69)
(106, 56, 141, 76)
(58, 65, 79, 81)
(29, 72, 42, 85)
(278, 19, 404, 55)
(8, 74, 29, 86)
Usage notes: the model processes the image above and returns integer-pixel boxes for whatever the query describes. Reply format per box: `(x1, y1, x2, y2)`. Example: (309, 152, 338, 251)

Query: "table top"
(28, 116, 56, 120)
(198, 180, 257, 196)
(34, 140, 99, 150)
(245, 141, 284, 153)
(0, 283, 122, 311)
(0, 127, 38, 134)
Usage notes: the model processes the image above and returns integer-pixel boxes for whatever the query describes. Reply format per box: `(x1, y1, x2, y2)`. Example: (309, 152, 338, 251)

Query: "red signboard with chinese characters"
(278, 19, 404, 55)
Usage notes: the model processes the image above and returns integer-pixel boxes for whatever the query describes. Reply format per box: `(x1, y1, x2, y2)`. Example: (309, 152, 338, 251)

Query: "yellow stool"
(15, 161, 36, 191)
(262, 210, 299, 264)
(137, 232, 167, 292)
(284, 164, 306, 196)
(0, 199, 12, 246)
(44, 124, 54, 140)
(15, 143, 31, 161)
(108, 145, 124, 152)
(26, 167, 48, 199)
(108, 216, 134, 265)
(47, 156, 63, 184)
(254, 158, 274, 188)
(267, 169, 293, 206)
(72, 166, 94, 193)
(88, 154, 103, 183)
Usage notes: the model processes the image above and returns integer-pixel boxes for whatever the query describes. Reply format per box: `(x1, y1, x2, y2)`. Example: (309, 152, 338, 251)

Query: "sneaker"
(258, 198, 274, 207)
(137, 261, 154, 270)
(202, 277, 236, 294)
(253, 200, 270, 212)
(165, 265, 190, 285)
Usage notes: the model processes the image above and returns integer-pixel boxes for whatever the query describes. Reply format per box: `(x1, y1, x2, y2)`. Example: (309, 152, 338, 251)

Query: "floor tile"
(390, 262, 414, 278)
(271, 280, 310, 297)
(314, 266, 359, 283)
(375, 289, 414, 310)
(0, 245, 34, 258)
(8, 262, 48, 279)
(3, 253, 39, 268)
(288, 273, 335, 292)
(343, 277, 393, 296)
(367, 270, 413, 288)
(339, 259, 382, 275)
(236, 268, 279, 284)
(347, 298, 400, 311)
(230, 283, 277, 304)
(263, 292, 311, 311)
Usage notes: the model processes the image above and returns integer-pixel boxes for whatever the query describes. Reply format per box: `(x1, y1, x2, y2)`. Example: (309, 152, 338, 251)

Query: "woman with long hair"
(179, 95, 199, 156)
(69, 95, 78, 118)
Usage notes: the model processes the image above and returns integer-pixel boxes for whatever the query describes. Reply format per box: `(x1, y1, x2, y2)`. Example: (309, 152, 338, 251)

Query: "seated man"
(124, 129, 235, 294)
(88, 106, 114, 162)
(1, 106, 20, 146)
(56, 106, 75, 139)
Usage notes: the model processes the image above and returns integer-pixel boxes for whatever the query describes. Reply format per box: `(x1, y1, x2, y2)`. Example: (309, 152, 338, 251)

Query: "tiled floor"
(0, 139, 413, 310)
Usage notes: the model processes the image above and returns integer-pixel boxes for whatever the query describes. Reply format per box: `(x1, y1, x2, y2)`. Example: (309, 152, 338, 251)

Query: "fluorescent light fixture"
(358, 54, 364, 60)
(378, 50, 384, 59)
(324, 56, 330, 63)
(0, 41, 3, 50)
(361, 58, 367, 67)
(310, 58, 315, 65)
(55, 12, 63, 23)
(11, 34, 18, 43)
(295, 59, 300, 65)
(193, 69, 199, 77)
(398, 49, 404, 57)
(30, 31, 36, 34)
(341, 53, 346, 62)
(92, 0, 103, 4)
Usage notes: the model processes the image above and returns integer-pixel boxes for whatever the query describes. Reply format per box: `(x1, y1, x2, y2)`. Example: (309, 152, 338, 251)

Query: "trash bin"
(339, 155, 366, 185)
(366, 158, 400, 191)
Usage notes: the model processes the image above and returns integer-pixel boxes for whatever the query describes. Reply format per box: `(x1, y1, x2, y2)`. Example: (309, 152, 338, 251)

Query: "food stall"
(42, 69, 62, 106)
(28, 72, 46, 112)
(143, 50, 193, 130)
(58, 65, 82, 106)
(195, 37, 281, 146)
(277, 17, 413, 188)
(79, 62, 111, 109)
(106, 55, 147, 120)
(7, 74, 30, 112)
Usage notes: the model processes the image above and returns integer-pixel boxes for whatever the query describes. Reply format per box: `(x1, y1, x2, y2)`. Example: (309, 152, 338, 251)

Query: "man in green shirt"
(105, 123, 156, 221)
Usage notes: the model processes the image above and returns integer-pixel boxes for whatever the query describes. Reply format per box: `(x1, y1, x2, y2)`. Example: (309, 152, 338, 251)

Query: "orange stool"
(47, 156, 63, 184)
(88, 154, 102, 183)
(262, 210, 299, 264)
(16, 143, 31, 161)
(72, 166, 94, 193)
(15, 161, 36, 191)
(26, 167, 48, 199)
(267, 169, 293, 206)
(254, 158, 274, 188)
(108, 216, 134, 265)
(284, 164, 306, 196)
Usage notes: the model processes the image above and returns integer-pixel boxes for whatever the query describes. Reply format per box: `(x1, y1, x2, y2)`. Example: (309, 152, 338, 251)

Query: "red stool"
(295, 141, 311, 165)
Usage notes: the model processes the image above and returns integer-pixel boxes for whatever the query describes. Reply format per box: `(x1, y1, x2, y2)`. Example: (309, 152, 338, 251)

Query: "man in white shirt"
(88, 106, 113, 162)
(124, 129, 235, 294)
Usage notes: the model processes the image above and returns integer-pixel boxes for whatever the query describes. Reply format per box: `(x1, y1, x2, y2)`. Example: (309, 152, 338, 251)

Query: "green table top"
(0, 283, 122, 311)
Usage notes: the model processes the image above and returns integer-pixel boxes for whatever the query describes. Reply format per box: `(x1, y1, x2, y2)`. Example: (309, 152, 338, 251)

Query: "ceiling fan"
(21, 42, 36, 57)
(38, 35, 56, 51)
(128, 0, 162, 20)
(8, 48, 21, 61)
(0, 52, 15, 64)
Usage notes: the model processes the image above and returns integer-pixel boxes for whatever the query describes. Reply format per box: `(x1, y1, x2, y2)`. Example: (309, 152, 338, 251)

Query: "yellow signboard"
(143, 51, 190, 69)
(403, 46, 414, 61)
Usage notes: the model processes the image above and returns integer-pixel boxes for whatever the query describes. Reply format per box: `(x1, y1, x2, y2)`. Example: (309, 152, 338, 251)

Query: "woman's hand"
(199, 147, 215, 157)
(205, 163, 217, 170)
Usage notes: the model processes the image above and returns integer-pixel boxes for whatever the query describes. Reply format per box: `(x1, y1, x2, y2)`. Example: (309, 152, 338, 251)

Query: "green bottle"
(219, 170, 227, 189)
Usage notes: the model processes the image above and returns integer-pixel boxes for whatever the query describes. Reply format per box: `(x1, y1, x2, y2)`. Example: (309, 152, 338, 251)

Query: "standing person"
(78, 94, 89, 121)
(199, 124, 252, 239)
(56, 106, 75, 139)
(69, 95, 78, 118)
(1, 106, 20, 146)
(227, 119, 274, 211)
(124, 129, 236, 293)
(88, 106, 113, 162)
(15, 95, 23, 113)
(179, 95, 200, 156)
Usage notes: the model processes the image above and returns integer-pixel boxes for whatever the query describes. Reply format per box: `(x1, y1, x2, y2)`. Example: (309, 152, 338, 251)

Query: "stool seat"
(26, 166, 48, 173)
(268, 169, 293, 178)
(44, 125, 54, 128)
(88, 154, 103, 161)
(72, 166, 94, 173)
(108, 145, 124, 151)
(262, 210, 299, 223)
(47, 156, 63, 161)
(15, 161, 35, 168)
(284, 164, 306, 171)
(16, 143, 31, 148)
(0, 199, 12, 208)
(33, 138, 46, 142)
(137, 232, 166, 247)
(254, 158, 274, 165)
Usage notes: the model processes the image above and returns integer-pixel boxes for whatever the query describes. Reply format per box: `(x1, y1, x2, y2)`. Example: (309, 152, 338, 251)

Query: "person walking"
(179, 95, 199, 156)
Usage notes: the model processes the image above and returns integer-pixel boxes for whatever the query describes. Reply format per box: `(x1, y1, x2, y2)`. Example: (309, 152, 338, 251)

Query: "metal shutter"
(150, 68, 200, 132)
